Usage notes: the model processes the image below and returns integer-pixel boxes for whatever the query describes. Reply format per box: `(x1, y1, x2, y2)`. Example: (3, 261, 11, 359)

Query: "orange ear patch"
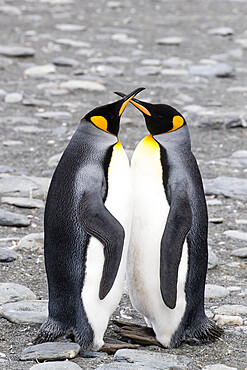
(91, 116, 108, 132)
(168, 115, 184, 132)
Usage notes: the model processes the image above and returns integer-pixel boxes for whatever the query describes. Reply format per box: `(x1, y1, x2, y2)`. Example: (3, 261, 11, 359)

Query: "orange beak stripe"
(119, 94, 135, 116)
(130, 100, 151, 116)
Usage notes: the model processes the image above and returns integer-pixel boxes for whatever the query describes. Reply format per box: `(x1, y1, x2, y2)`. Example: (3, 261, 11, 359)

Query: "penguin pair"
(34, 87, 223, 350)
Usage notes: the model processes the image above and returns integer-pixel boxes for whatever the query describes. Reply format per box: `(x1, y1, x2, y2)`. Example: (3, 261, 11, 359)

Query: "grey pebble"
(141, 59, 161, 66)
(114, 349, 192, 369)
(3, 140, 23, 146)
(231, 150, 247, 158)
(203, 365, 238, 370)
(209, 217, 224, 224)
(93, 65, 123, 76)
(208, 247, 218, 270)
(60, 80, 106, 92)
(0, 5, 22, 16)
(0, 209, 31, 227)
(0, 45, 35, 57)
(22, 97, 51, 107)
(162, 56, 192, 67)
(205, 284, 229, 298)
(1, 300, 48, 324)
(35, 111, 72, 120)
(156, 37, 183, 45)
(47, 153, 63, 168)
(224, 230, 247, 241)
(213, 304, 247, 315)
(52, 57, 79, 67)
(30, 361, 82, 370)
(20, 342, 80, 361)
(13, 125, 49, 134)
(188, 63, 233, 77)
(1, 196, 45, 209)
(235, 38, 247, 48)
(208, 27, 234, 36)
(203, 177, 247, 199)
(55, 24, 86, 32)
(0, 116, 39, 125)
(55, 38, 90, 48)
(16, 232, 44, 251)
(97, 364, 153, 370)
(0, 165, 13, 173)
(4, 93, 23, 103)
(0, 248, 17, 262)
(135, 66, 161, 76)
(0, 282, 36, 305)
(0, 88, 7, 97)
(24, 64, 56, 77)
(206, 199, 223, 206)
(231, 247, 247, 258)
(0, 174, 50, 199)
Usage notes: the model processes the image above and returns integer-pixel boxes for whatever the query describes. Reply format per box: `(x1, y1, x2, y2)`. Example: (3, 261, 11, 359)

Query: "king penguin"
(34, 87, 144, 350)
(115, 92, 223, 348)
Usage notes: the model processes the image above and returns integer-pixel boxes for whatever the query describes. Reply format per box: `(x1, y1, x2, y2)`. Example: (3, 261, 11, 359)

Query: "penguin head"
(114, 92, 186, 135)
(83, 87, 145, 136)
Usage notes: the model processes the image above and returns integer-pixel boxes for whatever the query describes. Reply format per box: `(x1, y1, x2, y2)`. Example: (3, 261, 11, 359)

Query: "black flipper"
(160, 189, 192, 309)
(77, 190, 125, 300)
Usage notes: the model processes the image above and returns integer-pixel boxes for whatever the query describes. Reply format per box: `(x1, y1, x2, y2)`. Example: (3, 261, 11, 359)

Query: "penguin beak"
(118, 87, 145, 116)
(115, 91, 152, 117)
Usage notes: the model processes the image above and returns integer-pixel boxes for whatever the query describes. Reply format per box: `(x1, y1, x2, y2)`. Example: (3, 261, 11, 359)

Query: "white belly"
(128, 135, 187, 347)
(81, 142, 132, 350)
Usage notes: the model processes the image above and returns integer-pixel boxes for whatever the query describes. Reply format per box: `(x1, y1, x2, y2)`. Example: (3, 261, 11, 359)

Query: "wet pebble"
(20, 342, 80, 361)
(203, 365, 238, 370)
(30, 361, 82, 370)
(205, 284, 229, 298)
(231, 247, 247, 258)
(0, 209, 31, 227)
(0, 283, 36, 305)
(156, 37, 183, 45)
(52, 57, 79, 67)
(0, 248, 17, 262)
(203, 177, 247, 199)
(4, 93, 23, 103)
(209, 217, 224, 224)
(16, 232, 44, 251)
(24, 64, 56, 77)
(208, 27, 234, 36)
(0, 45, 35, 57)
(1, 197, 45, 209)
(214, 314, 243, 326)
(22, 98, 51, 107)
(188, 63, 233, 77)
(224, 230, 247, 241)
(60, 79, 105, 92)
(114, 349, 192, 369)
(1, 300, 48, 324)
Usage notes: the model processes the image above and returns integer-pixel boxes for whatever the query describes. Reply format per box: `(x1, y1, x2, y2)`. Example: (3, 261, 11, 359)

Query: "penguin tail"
(33, 317, 66, 344)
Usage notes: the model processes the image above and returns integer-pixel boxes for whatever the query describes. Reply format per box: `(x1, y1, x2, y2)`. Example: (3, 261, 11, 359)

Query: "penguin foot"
(183, 318, 224, 345)
(112, 320, 162, 347)
(33, 318, 65, 344)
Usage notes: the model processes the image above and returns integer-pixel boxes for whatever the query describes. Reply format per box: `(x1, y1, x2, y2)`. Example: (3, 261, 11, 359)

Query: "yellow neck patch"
(139, 134, 159, 154)
(168, 115, 184, 133)
(90, 115, 108, 132)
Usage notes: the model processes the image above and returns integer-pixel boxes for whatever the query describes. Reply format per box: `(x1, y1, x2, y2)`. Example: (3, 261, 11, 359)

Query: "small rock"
(114, 349, 192, 369)
(22, 98, 51, 107)
(35, 111, 72, 120)
(207, 199, 223, 206)
(161, 68, 188, 76)
(0, 45, 35, 57)
(0, 248, 17, 262)
(30, 362, 82, 370)
(1, 197, 45, 209)
(20, 342, 80, 361)
(0, 165, 13, 173)
(4, 93, 23, 103)
(214, 315, 243, 326)
(203, 365, 238, 370)
(1, 300, 48, 324)
(55, 39, 90, 48)
(135, 66, 161, 76)
(13, 126, 49, 134)
(94, 65, 123, 76)
(24, 64, 56, 77)
(156, 37, 183, 45)
(60, 80, 105, 92)
(224, 230, 247, 241)
(0, 116, 39, 125)
(141, 59, 161, 66)
(214, 304, 247, 316)
(162, 57, 192, 67)
(205, 284, 229, 298)
(209, 217, 224, 224)
(0, 283, 36, 305)
(0, 5, 22, 16)
(55, 24, 86, 31)
(52, 57, 79, 67)
(231, 248, 247, 258)
(0, 174, 51, 199)
(208, 248, 218, 270)
(0, 88, 7, 97)
(228, 86, 247, 93)
(47, 153, 63, 167)
(188, 63, 233, 77)
(208, 27, 234, 36)
(16, 233, 44, 251)
(235, 38, 247, 48)
(0, 209, 31, 227)
(203, 177, 247, 199)
(106, 1, 122, 8)
(3, 140, 23, 146)
(97, 364, 151, 370)
(111, 34, 137, 44)
(231, 150, 247, 158)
